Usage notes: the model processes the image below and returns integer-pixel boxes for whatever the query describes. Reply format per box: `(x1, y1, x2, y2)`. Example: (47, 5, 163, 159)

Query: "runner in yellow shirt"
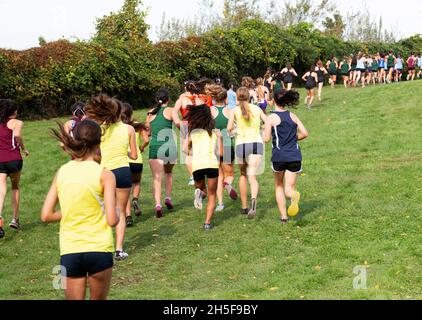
(41, 120, 119, 300)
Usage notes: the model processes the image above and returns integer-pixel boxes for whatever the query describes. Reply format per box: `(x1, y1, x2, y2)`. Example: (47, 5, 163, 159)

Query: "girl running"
(280, 63, 298, 91)
(407, 54, 416, 81)
(255, 77, 270, 113)
(208, 85, 238, 212)
(41, 120, 119, 300)
(64, 102, 86, 136)
(378, 53, 386, 84)
(417, 53, 422, 79)
(387, 51, 396, 83)
(315, 60, 328, 101)
(0, 99, 29, 238)
(355, 53, 367, 88)
(184, 105, 219, 230)
(173, 81, 198, 186)
(395, 54, 404, 82)
(263, 89, 308, 223)
(350, 54, 357, 86)
(241, 77, 258, 104)
(85, 94, 137, 261)
(339, 57, 350, 88)
(327, 57, 338, 88)
(371, 55, 379, 84)
(147, 89, 177, 219)
(301, 66, 318, 109)
(227, 87, 267, 219)
(120, 103, 149, 226)
(366, 55, 373, 85)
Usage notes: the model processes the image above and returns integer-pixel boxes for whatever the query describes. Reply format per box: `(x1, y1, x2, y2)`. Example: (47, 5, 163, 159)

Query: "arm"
(172, 99, 183, 129)
(182, 135, 191, 156)
(100, 169, 119, 227)
(292, 69, 298, 77)
(41, 174, 61, 223)
(291, 113, 309, 141)
(13, 120, 29, 157)
(227, 110, 236, 135)
(140, 129, 150, 152)
(128, 125, 138, 161)
(301, 72, 308, 82)
(263, 114, 275, 143)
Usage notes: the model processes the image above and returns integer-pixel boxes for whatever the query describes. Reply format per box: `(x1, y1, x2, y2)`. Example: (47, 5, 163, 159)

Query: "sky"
(0, 0, 421, 50)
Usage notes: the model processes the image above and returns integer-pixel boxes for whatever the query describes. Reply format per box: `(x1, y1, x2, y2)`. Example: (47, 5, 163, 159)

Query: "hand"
(23, 149, 30, 157)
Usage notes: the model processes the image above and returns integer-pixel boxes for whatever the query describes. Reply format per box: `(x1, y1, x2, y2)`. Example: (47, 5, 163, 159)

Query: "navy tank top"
(271, 111, 302, 163)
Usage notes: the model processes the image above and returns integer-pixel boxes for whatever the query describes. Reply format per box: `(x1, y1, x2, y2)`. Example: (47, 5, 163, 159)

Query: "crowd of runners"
(0, 51, 420, 299)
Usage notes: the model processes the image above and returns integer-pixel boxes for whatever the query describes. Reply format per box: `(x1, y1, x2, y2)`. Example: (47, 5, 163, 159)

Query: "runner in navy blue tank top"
(264, 90, 308, 224)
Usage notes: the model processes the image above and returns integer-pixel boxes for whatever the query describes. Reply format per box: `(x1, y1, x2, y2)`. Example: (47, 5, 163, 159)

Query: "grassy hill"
(0, 81, 421, 300)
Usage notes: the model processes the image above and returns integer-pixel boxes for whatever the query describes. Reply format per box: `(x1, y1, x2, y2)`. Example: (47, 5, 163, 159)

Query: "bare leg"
(149, 160, 163, 207)
(0, 174, 7, 217)
(205, 178, 218, 225)
(9, 172, 21, 220)
(318, 83, 323, 101)
(88, 268, 113, 300)
(274, 172, 287, 220)
(64, 277, 87, 300)
(164, 164, 174, 199)
(115, 188, 130, 251)
(246, 155, 262, 201)
(217, 166, 224, 206)
(238, 164, 248, 209)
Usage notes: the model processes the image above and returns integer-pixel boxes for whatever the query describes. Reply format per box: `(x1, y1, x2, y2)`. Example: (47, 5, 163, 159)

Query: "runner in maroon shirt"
(0, 99, 29, 238)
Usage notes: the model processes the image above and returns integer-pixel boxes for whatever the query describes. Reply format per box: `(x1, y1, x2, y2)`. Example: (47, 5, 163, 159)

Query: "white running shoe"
(188, 177, 195, 186)
(115, 250, 129, 261)
(216, 204, 225, 212)
(194, 189, 203, 210)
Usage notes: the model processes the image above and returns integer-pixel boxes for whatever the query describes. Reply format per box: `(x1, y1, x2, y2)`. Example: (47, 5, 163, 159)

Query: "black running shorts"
(60, 252, 113, 278)
(272, 161, 302, 173)
(0, 160, 23, 175)
(193, 168, 219, 182)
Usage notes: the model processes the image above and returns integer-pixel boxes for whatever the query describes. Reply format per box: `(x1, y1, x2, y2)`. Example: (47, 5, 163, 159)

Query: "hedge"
(0, 19, 421, 119)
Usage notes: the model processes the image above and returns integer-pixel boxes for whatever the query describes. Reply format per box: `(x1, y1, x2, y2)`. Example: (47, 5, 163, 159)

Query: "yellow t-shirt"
(101, 122, 130, 170)
(129, 131, 143, 164)
(56, 161, 114, 256)
(191, 129, 219, 172)
(234, 104, 263, 145)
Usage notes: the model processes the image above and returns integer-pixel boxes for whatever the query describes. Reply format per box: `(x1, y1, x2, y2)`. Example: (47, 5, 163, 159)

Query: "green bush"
(0, 19, 421, 119)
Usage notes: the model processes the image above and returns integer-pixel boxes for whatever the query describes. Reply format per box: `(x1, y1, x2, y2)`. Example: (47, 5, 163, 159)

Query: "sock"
(132, 197, 138, 202)
(165, 197, 171, 201)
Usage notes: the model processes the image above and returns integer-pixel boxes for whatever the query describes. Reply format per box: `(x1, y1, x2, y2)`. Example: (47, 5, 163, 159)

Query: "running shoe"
(155, 205, 163, 219)
(224, 183, 238, 201)
(194, 189, 203, 210)
(165, 198, 174, 210)
(280, 218, 289, 225)
(216, 204, 225, 212)
(0, 218, 4, 239)
(240, 208, 249, 215)
(9, 218, 20, 230)
(288, 191, 301, 217)
(126, 216, 134, 227)
(203, 223, 214, 231)
(132, 199, 141, 216)
(115, 250, 129, 261)
(188, 177, 195, 186)
(247, 199, 257, 219)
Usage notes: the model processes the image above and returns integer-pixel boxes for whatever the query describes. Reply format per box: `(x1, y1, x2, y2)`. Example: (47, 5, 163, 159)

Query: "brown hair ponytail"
(84, 94, 121, 125)
(51, 120, 102, 159)
(236, 87, 251, 121)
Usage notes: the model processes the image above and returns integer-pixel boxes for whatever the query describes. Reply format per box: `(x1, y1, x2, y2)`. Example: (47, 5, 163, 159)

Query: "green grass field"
(0, 81, 421, 300)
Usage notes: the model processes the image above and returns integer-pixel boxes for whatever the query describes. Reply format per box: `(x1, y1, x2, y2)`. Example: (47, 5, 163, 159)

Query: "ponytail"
(51, 120, 101, 159)
(148, 88, 169, 115)
(236, 87, 251, 121)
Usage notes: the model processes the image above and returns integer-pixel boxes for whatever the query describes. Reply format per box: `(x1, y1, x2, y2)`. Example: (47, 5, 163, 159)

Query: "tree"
(94, 0, 149, 44)
(221, 0, 261, 29)
(271, 0, 337, 28)
(322, 13, 345, 38)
